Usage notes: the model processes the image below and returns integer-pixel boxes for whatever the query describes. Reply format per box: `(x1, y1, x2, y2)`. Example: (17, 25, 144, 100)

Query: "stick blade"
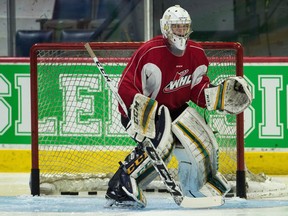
(180, 196, 224, 208)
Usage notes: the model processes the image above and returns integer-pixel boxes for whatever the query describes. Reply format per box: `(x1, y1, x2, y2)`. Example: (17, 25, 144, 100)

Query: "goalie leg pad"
(136, 105, 176, 188)
(126, 105, 175, 181)
(173, 146, 204, 197)
(172, 107, 230, 197)
(106, 105, 175, 207)
(205, 172, 231, 196)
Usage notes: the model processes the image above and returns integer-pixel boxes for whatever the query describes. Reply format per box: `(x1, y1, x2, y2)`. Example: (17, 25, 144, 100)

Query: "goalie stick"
(84, 42, 224, 208)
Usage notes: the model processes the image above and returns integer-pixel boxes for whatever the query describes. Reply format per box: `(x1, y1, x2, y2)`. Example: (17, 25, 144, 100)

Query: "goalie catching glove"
(204, 76, 252, 114)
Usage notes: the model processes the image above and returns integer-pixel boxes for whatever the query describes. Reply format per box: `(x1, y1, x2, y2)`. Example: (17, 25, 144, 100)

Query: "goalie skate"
(104, 161, 147, 209)
(104, 187, 146, 209)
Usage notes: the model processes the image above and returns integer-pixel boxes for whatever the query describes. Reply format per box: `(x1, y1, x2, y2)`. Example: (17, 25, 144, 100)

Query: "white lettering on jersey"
(163, 69, 191, 93)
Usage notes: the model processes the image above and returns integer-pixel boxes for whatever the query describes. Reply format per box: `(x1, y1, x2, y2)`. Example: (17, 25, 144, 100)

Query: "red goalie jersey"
(118, 35, 210, 117)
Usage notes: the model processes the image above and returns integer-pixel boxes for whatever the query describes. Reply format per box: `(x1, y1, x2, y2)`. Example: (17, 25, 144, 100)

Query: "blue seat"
(15, 30, 53, 57)
(43, 20, 78, 41)
(38, 0, 93, 33)
(59, 30, 95, 42)
(52, 0, 92, 20)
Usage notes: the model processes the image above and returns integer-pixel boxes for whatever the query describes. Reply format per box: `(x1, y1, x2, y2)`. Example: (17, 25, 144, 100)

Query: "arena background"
(0, 0, 287, 176)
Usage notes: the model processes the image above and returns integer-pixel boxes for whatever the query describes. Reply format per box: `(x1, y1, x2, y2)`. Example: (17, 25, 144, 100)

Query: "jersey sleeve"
(189, 47, 210, 108)
(118, 49, 143, 116)
(190, 75, 210, 108)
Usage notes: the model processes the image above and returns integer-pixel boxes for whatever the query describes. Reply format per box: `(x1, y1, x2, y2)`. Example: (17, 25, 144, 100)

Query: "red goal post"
(30, 41, 245, 197)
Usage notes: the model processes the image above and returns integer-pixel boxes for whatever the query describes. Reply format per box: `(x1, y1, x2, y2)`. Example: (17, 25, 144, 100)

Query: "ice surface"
(0, 193, 288, 216)
(1, 173, 288, 216)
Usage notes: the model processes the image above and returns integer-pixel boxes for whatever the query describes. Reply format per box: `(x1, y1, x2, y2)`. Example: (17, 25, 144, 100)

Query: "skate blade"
(104, 199, 145, 209)
(104, 199, 116, 208)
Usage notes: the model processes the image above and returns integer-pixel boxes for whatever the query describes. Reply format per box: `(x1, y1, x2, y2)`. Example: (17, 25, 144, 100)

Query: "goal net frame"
(30, 41, 246, 197)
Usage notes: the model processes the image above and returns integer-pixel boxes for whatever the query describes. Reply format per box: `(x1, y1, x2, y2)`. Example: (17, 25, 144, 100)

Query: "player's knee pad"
(172, 107, 230, 197)
(150, 105, 175, 162)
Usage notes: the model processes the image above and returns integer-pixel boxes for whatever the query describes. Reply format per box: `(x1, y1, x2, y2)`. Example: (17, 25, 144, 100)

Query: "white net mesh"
(31, 42, 287, 198)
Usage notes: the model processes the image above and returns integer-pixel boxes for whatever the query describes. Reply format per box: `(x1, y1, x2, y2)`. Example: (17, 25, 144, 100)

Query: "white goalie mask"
(160, 5, 192, 56)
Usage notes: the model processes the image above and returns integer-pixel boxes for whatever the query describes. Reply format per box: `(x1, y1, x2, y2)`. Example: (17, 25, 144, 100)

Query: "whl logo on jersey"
(163, 69, 191, 93)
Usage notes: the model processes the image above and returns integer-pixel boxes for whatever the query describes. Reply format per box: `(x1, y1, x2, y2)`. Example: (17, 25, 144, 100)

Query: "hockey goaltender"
(101, 5, 252, 208)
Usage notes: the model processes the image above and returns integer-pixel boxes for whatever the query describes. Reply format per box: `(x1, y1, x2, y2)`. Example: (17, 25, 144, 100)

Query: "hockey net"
(30, 42, 286, 198)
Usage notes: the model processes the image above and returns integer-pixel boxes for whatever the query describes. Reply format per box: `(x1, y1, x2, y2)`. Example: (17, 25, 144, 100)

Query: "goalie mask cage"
(30, 42, 247, 198)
